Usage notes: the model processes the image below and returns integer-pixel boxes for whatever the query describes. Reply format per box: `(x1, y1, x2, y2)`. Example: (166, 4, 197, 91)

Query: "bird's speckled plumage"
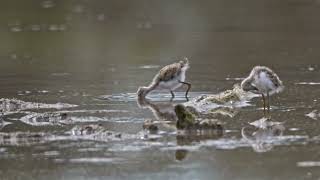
(156, 59, 189, 82)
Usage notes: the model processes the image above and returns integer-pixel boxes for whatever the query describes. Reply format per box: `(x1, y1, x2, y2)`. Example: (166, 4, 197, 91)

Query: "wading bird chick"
(137, 58, 191, 100)
(241, 66, 284, 117)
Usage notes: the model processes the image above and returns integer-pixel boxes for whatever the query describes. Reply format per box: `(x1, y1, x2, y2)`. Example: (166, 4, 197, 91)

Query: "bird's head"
(241, 78, 259, 93)
(179, 57, 190, 70)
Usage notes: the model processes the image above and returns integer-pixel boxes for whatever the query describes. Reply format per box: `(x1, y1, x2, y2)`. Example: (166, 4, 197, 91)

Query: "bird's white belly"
(254, 72, 276, 94)
(158, 79, 181, 90)
(158, 72, 185, 90)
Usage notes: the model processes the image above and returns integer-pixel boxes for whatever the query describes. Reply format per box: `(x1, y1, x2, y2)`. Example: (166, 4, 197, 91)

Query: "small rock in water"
(175, 104, 223, 131)
(175, 104, 196, 130)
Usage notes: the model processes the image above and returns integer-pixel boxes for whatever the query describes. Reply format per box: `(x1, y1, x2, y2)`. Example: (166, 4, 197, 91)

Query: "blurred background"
(1, 0, 319, 97)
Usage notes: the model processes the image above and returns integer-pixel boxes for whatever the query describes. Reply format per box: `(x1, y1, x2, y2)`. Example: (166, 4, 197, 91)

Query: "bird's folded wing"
(158, 63, 181, 82)
(266, 70, 282, 87)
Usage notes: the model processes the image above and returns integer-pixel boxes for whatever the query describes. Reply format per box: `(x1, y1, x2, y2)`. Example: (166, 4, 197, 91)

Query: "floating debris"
(288, 128, 300, 132)
(143, 123, 159, 134)
(308, 66, 315, 71)
(67, 124, 135, 142)
(184, 84, 256, 114)
(0, 118, 12, 130)
(55, 157, 124, 164)
(38, 90, 49, 94)
(0, 98, 78, 115)
(225, 77, 245, 81)
(306, 110, 320, 120)
(0, 132, 50, 146)
(56, 109, 129, 114)
(19, 112, 70, 126)
(139, 65, 160, 69)
(297, 161, 320, 167)
(295, 82, 320, 85)
(70, 124, 104, 135)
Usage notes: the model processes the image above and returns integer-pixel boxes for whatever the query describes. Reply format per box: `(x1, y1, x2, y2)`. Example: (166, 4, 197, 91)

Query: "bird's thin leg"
(261, 93, 266, 117)
(179, 81, 191, 98)
(267, 92, 271, 118)
(170, 90, 175, 99)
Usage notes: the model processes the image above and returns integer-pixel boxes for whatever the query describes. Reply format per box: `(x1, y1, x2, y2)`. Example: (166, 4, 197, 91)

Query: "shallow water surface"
(1, 0, 320, 180)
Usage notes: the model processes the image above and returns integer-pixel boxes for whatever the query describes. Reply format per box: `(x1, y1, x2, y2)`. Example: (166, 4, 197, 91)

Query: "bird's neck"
(241, 77, 255, 91)
(146, 83, 157, 93)
(139, 83, 157, 98)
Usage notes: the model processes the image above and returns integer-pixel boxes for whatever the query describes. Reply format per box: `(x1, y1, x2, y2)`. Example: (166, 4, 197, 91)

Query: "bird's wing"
(157, 63, 182, 82)
(265, 70, 282, 87)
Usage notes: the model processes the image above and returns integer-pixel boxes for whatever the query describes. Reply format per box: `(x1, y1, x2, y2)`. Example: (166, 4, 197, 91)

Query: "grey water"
(1, 0, 320, 179)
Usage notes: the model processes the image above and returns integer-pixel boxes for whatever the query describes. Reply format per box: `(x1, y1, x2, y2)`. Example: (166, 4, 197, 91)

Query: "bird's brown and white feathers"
(137, 58, 189, 98)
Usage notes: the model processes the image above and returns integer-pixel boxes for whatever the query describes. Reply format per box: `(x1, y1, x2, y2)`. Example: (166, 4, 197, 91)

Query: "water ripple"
(295, 82, 320, 85)
(297, 161, 320, 167)
(55, 157, 124, 164)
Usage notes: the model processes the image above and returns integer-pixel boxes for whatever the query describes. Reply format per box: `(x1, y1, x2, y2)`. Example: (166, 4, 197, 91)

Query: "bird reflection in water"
(175, 127, 224, 161)
(242, 118, 285, 153)
(137, 96, 178, 134)
(138, 99, 226, 161)
(137, 96, 178, 122)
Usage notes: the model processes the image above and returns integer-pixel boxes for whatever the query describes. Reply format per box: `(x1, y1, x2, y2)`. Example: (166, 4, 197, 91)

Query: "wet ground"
(1, 0, 320, 180)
